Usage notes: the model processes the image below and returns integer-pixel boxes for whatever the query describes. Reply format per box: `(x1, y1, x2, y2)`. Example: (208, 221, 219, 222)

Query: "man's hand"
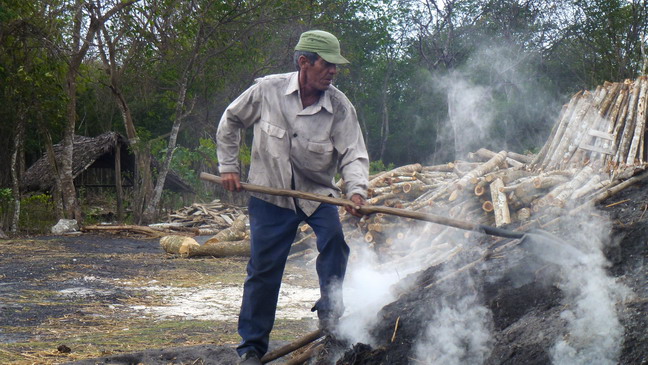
(345, 193, 366, 218)
(221, 172, 242, 192)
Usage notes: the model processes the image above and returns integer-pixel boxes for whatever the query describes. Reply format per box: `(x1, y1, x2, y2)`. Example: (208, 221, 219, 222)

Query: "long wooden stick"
(260, 329, 323, 364)
(200, 172, 524, 239)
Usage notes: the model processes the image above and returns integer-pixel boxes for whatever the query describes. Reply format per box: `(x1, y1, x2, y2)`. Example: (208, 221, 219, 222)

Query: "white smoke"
(543, 212, 632, 365)
(441, 73, 495, 159)
(413, 283, 494, 364)
(338, 244, 420, 345)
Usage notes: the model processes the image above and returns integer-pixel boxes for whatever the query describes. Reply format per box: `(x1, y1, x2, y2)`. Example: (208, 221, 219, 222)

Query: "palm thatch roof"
(21, 132, 193, 193)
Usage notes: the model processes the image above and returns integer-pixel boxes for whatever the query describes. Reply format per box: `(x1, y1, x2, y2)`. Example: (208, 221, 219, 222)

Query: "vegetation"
(1, 0, 647, 229)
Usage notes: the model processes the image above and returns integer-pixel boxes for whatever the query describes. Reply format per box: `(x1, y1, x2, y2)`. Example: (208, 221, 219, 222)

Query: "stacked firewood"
(336, 148, 648, 265)
(162, 200, 247, 235)
(531, 76, 648, 172)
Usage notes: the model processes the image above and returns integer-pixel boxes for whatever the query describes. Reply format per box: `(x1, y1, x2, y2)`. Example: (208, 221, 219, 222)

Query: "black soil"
(329, 180, 648, 365)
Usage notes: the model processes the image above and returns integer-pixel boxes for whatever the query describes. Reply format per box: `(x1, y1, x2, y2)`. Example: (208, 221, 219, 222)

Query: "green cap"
(294, 30, 349, 64)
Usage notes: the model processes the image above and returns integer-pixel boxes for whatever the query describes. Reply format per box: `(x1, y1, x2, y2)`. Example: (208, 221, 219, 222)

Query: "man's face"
(301, 56, 338, 91)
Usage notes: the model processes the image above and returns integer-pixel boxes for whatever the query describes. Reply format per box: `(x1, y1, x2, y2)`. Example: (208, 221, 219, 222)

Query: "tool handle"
(199, 172, 523, 239)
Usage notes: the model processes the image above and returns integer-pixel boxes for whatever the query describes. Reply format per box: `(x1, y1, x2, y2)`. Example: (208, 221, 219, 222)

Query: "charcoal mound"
(327, 180, 648, 364)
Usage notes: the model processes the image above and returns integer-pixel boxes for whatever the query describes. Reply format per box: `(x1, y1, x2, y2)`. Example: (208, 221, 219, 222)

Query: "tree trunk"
(58, 0, 139, 221)
(37, 120, 63, 218)
(142, 30, 202, 223)
(10, 109, 25, 232)
(96, 23, 152, 223)
(61, 65, 81, 220)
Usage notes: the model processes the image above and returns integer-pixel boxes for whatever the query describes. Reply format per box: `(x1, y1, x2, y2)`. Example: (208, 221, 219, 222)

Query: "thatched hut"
(21, 131, 193, 202)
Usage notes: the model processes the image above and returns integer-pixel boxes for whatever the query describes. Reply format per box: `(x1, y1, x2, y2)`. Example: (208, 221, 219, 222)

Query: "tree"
(0, 1, 68, 230)
(57, 0, 138, 221)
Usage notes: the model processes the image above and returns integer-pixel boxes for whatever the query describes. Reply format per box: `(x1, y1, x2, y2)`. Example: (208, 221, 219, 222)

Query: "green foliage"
(2, 0, 647, 203)
(369, 160, 395, 174)
(19, 194, 57, 234)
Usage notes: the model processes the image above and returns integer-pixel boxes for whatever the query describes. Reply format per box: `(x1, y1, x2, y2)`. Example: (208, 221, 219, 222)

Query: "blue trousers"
(236, 197, 349, 357)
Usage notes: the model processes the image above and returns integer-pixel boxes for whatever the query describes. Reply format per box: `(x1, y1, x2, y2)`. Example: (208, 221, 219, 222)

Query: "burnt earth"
(329, 180, 648, 365)
(3, 181, 645, 364)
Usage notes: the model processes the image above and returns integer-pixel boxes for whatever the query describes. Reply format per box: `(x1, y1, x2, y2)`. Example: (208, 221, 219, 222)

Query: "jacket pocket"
(304, 140, 335, 171)
(257, 121, 287, 159)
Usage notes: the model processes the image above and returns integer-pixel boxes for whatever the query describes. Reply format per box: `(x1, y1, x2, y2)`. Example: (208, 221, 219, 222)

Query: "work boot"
(239, 350, 262, 365)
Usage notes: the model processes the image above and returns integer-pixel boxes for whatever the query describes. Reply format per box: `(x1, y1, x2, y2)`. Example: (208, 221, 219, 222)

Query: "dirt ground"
(1, 182, 647, 365)
(0, 233, 321, 364)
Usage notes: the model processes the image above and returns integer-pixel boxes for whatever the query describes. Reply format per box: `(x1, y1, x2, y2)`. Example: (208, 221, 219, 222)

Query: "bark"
(627, 77, 648, 164)
(545, 92, 592, 170)
(490, 178, 511, 227)
(10, 109, 25, 232)
(454, 150, 508, 191)
(142, 47, 198, 223)
(37, 121, 63, 218)
(614, 80, 641, 165)
(160, 235, 201, 257)
(96, 20, 152, 223)
(197, 239, 251, 257)
(537, 92, 582, 169)
(59, 0, 138, 221)
(83, 224, 168, 238)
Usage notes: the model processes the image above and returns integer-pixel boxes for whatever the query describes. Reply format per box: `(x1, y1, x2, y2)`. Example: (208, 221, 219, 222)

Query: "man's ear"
(298, 55, 309, 69)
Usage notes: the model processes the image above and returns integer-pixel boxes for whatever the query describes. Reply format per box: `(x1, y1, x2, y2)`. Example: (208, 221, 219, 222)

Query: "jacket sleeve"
(332, 102, 369, 199)
(216, 81, 262, 174)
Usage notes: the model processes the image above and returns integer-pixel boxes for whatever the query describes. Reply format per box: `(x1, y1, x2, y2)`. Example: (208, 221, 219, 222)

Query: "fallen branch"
(260, 329, 323, 364)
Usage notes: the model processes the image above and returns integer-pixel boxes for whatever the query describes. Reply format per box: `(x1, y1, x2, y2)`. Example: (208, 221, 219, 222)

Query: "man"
(216, 30, 369, 364)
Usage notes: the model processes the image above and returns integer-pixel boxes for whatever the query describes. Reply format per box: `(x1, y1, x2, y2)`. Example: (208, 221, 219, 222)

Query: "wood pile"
(531, 76, 648, 173)
(160, 77, 648, 265)
(337, 77, 648, 265)
(162, 200, 247, 235)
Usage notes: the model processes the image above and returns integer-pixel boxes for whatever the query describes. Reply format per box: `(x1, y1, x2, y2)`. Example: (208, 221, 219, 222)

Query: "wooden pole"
(114, 141, 123, 221)
(200, 172, 524, 239)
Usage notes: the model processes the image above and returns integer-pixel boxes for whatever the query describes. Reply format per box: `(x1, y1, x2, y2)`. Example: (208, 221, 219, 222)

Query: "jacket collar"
(286, 71, 333, 114)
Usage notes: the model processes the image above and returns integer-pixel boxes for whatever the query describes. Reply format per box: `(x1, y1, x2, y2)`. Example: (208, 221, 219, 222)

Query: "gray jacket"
(216, 71, 369, 215)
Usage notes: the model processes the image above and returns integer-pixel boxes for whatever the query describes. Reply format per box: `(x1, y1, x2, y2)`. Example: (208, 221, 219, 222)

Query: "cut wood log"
(516, 207, 531, 221)
(452, 151, 508, 196)
(560, 88, 607, 167)
(533, 175, 570, 190)
(627, 77, 648, 164)
(607, 85, 632, 167)
(260, 329, 323, 364)
(550, 165, 594, 207)
(83, 224, 170, 238)
(472, 148, 523, 168)
(490, 178, 511, 227)
(160, 235, 201, 257)
(538, 91, 584, 169)
(368, 163, 422, 188)
(196, 239, 251, 257)
(570, 175, 607, 200)
(545, 91, 592, 170)
(531, 100, 572, 169)
(205, 214, 248, 243)
(614, 80, 641, 165)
